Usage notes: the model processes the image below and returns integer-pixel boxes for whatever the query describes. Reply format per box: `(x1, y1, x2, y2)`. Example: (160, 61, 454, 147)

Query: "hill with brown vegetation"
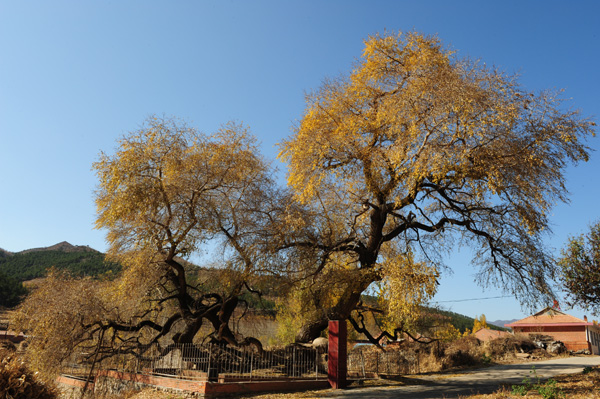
(17, 241, 97, 254)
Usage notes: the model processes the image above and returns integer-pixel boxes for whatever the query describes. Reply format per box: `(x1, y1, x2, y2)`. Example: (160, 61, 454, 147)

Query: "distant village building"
(505, 307, 600, 355)
(473, 327, 511, 342)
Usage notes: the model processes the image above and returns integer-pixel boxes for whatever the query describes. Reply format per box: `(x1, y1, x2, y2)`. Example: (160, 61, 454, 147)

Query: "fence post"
(293, 347, 297, 378)
(179, 343, 183, 378)
(207, 344, 212, 380)
(250, 349, 254, 381)
(315, 347, 319, 379)
(360, 352, 365, 378)
(328, 320, 347, 389)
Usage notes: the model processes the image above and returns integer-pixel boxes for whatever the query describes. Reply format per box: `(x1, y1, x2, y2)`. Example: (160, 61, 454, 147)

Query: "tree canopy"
(12, 32, 596, 368)
(93, 116, 282, 347)
(14, 117, 286, 376)
(278, 31, 595, 342)
(559, 221, 600, 314)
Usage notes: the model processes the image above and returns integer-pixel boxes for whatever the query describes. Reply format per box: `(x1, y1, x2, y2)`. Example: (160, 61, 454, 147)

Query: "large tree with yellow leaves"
(279, 32, 595, 342)
(13, 117, 287, 374)
(92, 117, 279, 351)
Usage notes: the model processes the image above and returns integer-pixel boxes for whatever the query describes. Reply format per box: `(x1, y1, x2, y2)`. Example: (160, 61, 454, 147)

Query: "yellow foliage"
(279, 31, 593, 235)
(278, 30, 595, 323)
(473, 314, 488, 332)
(275, 288, 306, 345)
(11, 270, 113, 379)
(94, 116, 266, 263)
(435, 323, 462, 342)
(378, 245, 438, 332)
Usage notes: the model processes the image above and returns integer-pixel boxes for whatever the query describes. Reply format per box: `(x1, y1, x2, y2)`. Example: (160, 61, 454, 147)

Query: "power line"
(432, 295, 511, 303)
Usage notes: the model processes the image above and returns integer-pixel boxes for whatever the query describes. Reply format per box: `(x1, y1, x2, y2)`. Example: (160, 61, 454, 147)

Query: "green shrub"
(583, 366, 594, 374)
(511, 383, 529, 396)
(536, 378, 564, 399)
(511, 367, 565, 399)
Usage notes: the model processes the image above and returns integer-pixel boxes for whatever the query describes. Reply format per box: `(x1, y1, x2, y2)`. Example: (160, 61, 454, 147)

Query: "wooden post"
(328, 320, 347, 389)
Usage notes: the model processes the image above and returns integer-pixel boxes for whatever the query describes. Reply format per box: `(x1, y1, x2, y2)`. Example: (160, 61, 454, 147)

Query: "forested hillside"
(358, 293, 509, 334)
(434, 308, 507, 332)
(0, 271, 27, 307)
(0, 248, 10, 259)
(0, 243, 121, 282)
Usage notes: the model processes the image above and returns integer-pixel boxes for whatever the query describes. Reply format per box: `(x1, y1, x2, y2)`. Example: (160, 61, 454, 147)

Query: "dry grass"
(104, 388, 327, 399)
(4, 332, 589, 399)
(75, 366, 600, 399)
(232, 365, 600, 399)
(458, 365, 600, 399)
(96, 336, 594, 399)
(0, 349, 59, 399)
(347, 334, 548, 377)
(119, 390, 190, 399)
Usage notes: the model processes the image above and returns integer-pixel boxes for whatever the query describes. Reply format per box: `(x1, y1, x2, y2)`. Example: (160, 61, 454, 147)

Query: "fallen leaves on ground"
(459, 366, 600, 399)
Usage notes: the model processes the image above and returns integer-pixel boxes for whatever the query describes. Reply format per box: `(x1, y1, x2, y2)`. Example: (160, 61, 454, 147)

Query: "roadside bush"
(349, 333, 550, 377)
(0, 349, 58, 399)
(441, 336, 480, 369)
(484, 335, 537, 359)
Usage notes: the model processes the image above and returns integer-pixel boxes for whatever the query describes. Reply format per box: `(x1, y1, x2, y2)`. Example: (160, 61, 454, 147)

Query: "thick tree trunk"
(163, 258, 263, 350)
(295, 317, 329, 343)
(173, 297, 240, 345)
(176, 315, 204, 344)
(293, 206, 386, 343)
(294, 275, 373, 343)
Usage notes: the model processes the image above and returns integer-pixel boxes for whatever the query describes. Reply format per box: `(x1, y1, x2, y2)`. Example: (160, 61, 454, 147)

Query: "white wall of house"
(587, 325, 600, 355)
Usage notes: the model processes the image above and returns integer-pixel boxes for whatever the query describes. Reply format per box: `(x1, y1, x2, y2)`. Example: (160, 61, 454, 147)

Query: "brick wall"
(514, 325, 590, 351)
(56, 375, 95, 399)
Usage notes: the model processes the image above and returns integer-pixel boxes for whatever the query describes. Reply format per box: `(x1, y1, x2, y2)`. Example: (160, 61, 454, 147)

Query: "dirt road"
(324, 356, 600, 399)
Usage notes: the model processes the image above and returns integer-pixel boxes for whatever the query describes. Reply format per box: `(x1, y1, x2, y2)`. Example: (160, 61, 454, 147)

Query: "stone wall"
(57, 372, 203, 398)
(57, 370, 329, 398)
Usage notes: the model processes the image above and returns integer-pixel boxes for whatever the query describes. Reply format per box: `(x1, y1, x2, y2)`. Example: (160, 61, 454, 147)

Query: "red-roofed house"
(505, 307, 600, 354)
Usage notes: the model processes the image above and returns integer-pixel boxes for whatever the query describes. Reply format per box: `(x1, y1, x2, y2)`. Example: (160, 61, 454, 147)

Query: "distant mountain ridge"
(0, 241, 120, 282)
(488, 319, 518, 328)
(17, 241, 98, 254)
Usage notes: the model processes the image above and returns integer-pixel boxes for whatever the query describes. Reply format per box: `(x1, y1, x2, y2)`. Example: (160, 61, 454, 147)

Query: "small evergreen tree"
(0, 271, 27, 308)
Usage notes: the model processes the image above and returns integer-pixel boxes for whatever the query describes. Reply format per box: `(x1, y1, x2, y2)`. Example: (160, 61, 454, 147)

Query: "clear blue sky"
(1, 1, 598, 322)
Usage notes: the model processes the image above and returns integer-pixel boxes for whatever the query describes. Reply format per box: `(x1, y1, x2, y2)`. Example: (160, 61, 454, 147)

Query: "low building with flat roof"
(505, 307, 600, 354)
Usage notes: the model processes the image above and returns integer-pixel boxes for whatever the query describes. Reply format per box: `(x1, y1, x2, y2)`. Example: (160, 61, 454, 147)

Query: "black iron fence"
(62, 343, 327, 381)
